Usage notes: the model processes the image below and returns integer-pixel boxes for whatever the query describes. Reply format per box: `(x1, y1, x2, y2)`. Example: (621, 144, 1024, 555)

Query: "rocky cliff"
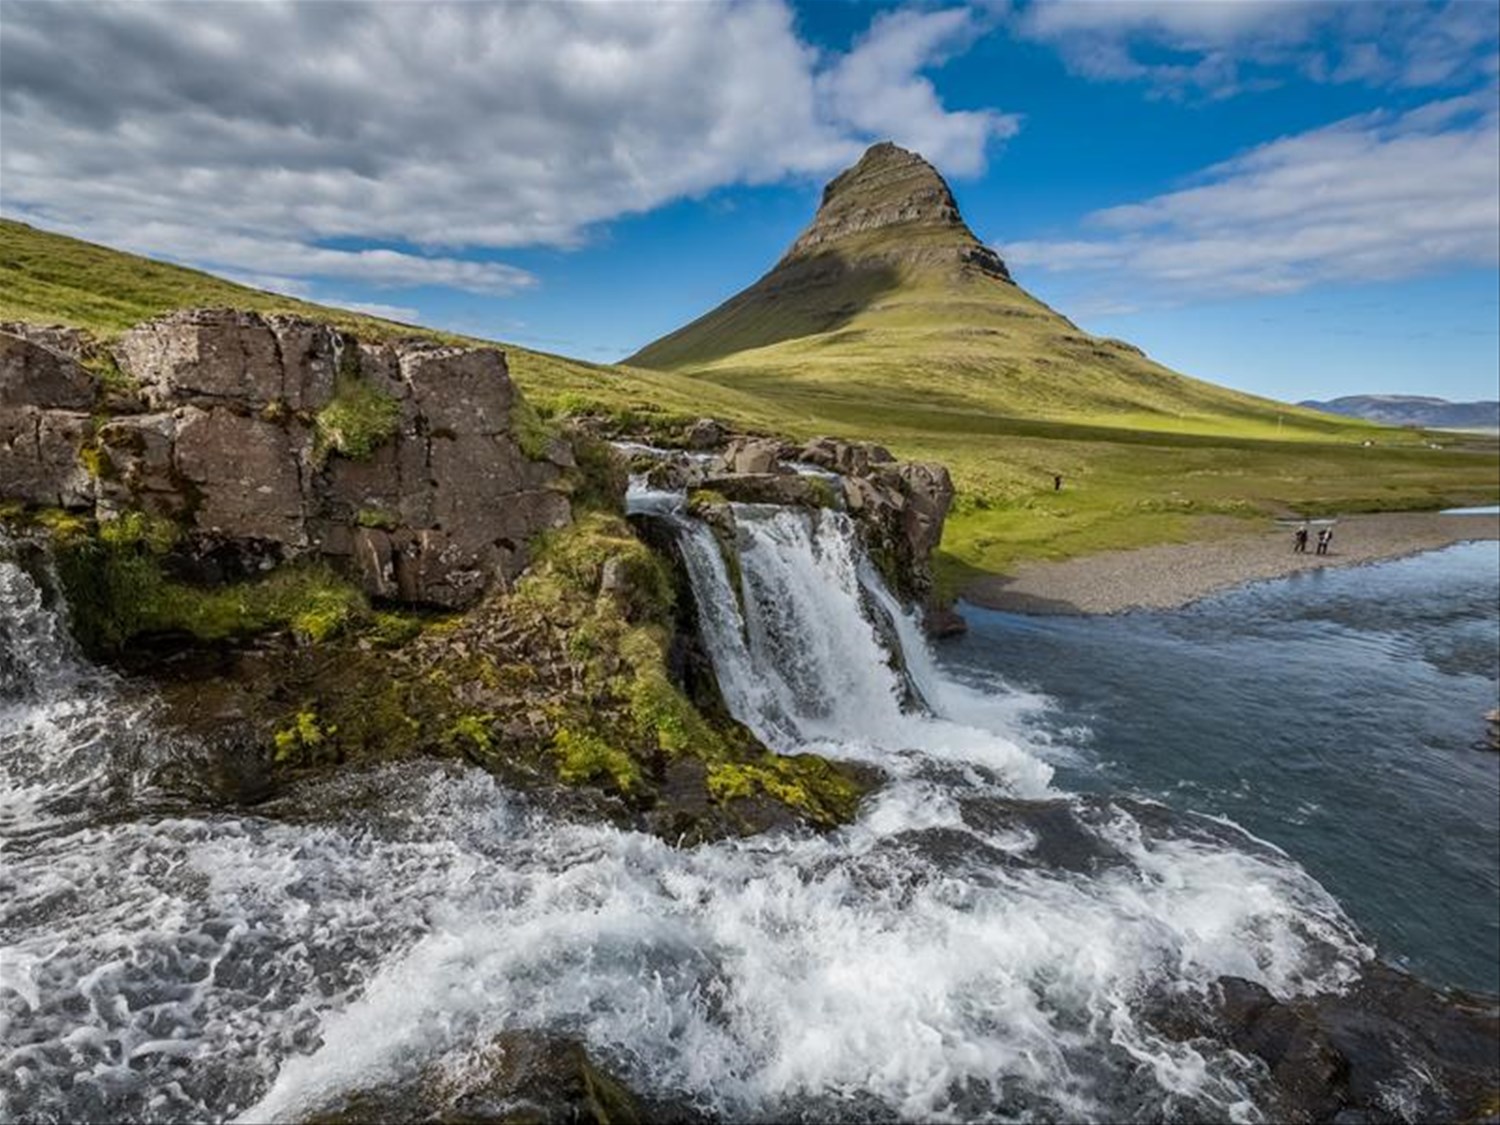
(779, 140, 1011, 280)
(2, 309, 573, 607)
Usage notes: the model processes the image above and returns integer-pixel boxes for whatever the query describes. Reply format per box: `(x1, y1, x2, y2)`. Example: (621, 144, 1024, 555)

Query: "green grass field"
(5, 216, 1496, 593)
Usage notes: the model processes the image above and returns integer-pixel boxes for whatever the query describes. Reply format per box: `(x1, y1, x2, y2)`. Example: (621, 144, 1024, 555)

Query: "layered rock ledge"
(3, 309, 572, 608)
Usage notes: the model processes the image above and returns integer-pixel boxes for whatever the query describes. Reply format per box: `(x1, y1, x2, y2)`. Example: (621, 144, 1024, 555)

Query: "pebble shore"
(962, 510, 1500, 615)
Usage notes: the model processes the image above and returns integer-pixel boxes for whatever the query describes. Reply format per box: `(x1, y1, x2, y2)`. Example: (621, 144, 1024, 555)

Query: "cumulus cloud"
(1012, 0, 1500, 97)
(1003, 90, 1500, 301)
(0, 1, 1015, 297)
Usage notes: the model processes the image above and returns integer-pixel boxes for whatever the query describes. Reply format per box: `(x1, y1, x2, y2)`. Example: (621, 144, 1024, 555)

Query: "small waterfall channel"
(0, 479, 1379, 1122)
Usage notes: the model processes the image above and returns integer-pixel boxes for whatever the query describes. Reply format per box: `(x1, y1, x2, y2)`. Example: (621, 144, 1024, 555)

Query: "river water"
(945, 539, 1500, 996)
(1, 512, 1494, 1122)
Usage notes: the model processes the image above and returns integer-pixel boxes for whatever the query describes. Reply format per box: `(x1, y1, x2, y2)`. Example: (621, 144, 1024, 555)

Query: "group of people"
(1293, 523, 1334, 555)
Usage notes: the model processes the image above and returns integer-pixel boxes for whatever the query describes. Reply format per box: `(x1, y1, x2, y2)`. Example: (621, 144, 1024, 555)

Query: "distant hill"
(627, 142, 1345, 440)
(1300, 395, 1500, 432)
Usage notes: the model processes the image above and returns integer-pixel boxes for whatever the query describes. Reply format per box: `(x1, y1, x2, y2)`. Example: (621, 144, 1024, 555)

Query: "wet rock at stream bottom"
(305, 1031, 708, 1125)
(1146, 964, 1500, 1124)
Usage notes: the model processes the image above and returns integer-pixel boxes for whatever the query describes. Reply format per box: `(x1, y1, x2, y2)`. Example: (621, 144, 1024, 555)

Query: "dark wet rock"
(684, 417, 726, 450)
(305, 1030, 701, 1125)
(645, 453, 707, 492)
(798, 436, 896, 475)
(959, 796, 1128, 875)
(924, 603, 968, 638)
(701, 472, 838, 509)
(1199, 965, 1500, 1124)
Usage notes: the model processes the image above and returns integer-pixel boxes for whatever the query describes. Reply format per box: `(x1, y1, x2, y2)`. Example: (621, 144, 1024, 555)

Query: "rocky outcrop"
(781, 141, 1010, 281)
(799, 437, 955, 601)
(2, 309, 572, 607)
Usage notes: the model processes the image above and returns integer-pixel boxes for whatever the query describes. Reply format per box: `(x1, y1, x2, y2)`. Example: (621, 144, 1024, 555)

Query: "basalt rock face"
(1, 309, 573, 608)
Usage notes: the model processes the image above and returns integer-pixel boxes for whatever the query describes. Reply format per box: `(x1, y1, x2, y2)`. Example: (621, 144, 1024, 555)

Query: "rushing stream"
(1, 489, 1448, 1122)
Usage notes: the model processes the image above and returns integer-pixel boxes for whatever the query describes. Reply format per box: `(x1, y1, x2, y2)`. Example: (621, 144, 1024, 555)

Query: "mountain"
(626, 142, 1332, 436)
(1300, 395, 1500, 432)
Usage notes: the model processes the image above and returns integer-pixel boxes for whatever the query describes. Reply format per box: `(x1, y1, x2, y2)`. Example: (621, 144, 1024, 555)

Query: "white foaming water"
(0, 508, 1374, 1123)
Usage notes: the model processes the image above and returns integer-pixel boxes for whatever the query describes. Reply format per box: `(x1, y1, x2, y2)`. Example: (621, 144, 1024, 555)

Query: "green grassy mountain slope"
(628, 142, 1347, 442)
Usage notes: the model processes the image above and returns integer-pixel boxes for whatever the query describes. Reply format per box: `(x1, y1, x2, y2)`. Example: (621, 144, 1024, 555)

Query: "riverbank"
(961, 510, 1500, 615)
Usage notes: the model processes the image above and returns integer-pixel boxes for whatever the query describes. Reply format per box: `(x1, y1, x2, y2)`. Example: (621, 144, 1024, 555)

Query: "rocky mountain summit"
(779, 141, 1011, 280)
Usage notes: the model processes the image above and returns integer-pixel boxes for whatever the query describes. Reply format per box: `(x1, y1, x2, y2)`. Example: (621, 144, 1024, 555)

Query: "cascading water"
(1, 493, 1379, 1124)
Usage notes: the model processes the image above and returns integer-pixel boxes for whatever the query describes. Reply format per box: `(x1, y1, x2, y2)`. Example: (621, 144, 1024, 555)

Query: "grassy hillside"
(0, 218, 777, 428)
(4, 216, 1495, 591)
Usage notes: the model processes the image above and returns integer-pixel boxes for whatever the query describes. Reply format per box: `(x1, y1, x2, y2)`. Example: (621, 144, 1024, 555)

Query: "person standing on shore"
(1317, 526, 1333, 555)
(1294, 524, 1309, 553)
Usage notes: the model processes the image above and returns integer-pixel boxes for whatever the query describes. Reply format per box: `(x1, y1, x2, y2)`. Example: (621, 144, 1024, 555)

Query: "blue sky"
(2, 0, 1496, 403)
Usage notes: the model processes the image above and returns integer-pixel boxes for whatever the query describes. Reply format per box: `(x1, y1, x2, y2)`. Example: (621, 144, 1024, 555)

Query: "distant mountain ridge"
(1301, 395, 1500, 431)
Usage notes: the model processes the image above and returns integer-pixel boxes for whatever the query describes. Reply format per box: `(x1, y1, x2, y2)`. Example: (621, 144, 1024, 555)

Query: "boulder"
(799, 436, 895, 475)
(0, 322, 94, 364)
(305, 1031, 675, 1125)
(644, 454, 706, 491)
(0, 407, 94, 507)
(702, 473, 838, 508)
(684, 417, 726, 450)
(400, 345, 513, 436)
(712, 436, 786, 475)
(0, 309, 579, 609)
(0, 330, 96, 410)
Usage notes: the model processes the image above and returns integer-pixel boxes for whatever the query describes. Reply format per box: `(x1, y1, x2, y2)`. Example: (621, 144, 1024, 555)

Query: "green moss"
(49, 515, 368, 653)
(80, 350, 136, 394)
(314, 374, 401, 462)
(98, 510, 178, 553)
(77, 442, 110, 480)
(687, 488, 730, 510)
(355, 507, 401, 531)
(445, 713, 495, 755)
(31, 507, 91, 544)
(552, 728, 640, 791)
(365, 610, 424, 648)
(706, 755, 864, 826)
(274, 708, 334, 764)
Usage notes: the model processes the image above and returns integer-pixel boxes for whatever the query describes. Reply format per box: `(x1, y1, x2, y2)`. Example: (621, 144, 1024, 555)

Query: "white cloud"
(817, 8, 1021, 176)
(1012, 0, 1500, 97)
(0, 1, 1016, 297)
(1003, 90, 1500, 301)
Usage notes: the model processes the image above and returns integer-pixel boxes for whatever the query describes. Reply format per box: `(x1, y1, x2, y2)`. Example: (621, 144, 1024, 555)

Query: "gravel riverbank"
(962, 510, 1500, 615)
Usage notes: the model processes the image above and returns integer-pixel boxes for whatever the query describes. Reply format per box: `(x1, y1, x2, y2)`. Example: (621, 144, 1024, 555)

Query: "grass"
(5, 216, 1496, 590)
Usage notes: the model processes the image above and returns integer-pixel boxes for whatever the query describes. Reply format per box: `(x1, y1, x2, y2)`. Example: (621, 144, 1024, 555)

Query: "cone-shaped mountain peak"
(780, 142, 1010, 279)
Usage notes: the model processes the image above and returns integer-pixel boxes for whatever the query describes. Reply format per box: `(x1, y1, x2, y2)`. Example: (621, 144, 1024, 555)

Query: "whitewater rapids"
(0, 502, 1371, 1123)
